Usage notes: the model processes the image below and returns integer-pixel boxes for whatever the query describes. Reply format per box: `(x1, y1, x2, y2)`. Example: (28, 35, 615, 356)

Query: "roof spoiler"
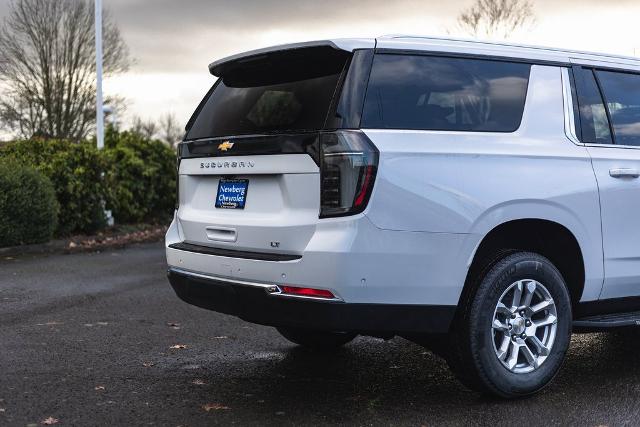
(208, 39, 374, 76)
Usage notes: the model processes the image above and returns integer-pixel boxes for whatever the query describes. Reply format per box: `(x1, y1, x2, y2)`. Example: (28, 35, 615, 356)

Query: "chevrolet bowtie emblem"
(218, 141, 234, 151)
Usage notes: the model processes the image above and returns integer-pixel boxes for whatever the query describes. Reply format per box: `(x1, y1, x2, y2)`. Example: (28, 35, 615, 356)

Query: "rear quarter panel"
(363, 65, 604, 301)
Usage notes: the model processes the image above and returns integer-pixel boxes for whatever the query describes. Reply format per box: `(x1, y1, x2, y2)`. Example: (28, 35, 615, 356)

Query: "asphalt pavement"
(1, 242, 640, 426)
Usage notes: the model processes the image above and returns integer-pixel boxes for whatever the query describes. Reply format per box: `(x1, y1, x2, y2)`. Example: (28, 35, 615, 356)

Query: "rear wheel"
(276, 327, 356, 350)
(448, 251, 572, 398)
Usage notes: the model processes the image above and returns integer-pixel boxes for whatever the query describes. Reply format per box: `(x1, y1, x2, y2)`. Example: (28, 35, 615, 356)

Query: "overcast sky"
(2, 0, 640, 130)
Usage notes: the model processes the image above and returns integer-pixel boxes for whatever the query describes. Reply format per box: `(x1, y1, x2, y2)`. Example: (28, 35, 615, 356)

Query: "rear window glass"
(186, 47, 349, 140)
(576, 69, 612, 144)
(361, 54, 531, 132)
(596, 70, 640, 146)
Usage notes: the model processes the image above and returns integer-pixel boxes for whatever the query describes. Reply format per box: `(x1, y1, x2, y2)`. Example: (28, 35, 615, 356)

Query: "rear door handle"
(609, 168, 640, 178)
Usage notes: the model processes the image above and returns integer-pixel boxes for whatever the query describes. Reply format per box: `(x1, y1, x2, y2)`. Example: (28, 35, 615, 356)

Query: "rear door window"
(186, 47, 350, 140)
(595, 70, 640, 146)
(575, 68, 613, 144)
(361, 54, 531, 132)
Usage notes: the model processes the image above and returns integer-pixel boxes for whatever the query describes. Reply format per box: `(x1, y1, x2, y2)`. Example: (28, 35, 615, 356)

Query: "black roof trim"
(374, 48, 572, 68)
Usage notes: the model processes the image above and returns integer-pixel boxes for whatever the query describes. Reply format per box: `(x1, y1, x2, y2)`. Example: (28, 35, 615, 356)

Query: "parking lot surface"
(1, 242, 640, 426)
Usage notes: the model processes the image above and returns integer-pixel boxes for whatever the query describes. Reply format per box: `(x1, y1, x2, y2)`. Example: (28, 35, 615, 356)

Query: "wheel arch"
(459, 218, 590, 316)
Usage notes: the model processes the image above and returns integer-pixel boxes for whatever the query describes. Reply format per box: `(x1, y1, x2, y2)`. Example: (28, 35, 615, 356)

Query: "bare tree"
(158, 113, 184, 147)
(129, 113, 183, 146)
(455, 0, 536, 39)
(0, 0, 130, 140)
(130, 115, 158, 140)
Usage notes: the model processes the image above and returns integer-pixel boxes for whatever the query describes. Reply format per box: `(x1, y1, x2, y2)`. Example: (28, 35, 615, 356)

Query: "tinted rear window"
(596, 70, 640, 146)
(361, 54, 531, 132)
(576, 69, 612, 144)
(186, 47, 349, 140)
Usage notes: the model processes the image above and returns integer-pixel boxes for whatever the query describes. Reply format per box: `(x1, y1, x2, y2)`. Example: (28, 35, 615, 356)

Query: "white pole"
(95, 0, 112, 225)
(95, 0, 104, 149)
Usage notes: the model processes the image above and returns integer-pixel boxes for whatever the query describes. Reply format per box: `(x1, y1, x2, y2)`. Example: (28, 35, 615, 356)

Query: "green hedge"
(103, 129, 176, 223)
(0, 129, 176, 239)
(0, 159, 59, 246)
(1, 138, 107, 235)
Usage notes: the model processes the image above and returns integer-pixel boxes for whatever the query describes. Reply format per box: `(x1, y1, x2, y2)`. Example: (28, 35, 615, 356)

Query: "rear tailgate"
(175, 45, 354, 256)
(177, 151, 319, 255)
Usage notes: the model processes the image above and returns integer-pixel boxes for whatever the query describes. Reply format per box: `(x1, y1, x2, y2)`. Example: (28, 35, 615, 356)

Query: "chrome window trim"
(561, 67, 582, 146)
(168, 267, 344, 302)
(584, 142, 640, 150)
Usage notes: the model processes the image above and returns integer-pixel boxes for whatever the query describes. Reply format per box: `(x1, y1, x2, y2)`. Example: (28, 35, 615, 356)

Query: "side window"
(596, 70, 640, 146)
(361, 54, 531, 132)
(575, 68, 612, 144)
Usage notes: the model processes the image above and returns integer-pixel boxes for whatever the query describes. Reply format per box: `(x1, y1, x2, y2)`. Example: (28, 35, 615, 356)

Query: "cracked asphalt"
(1, 242, 640, 426)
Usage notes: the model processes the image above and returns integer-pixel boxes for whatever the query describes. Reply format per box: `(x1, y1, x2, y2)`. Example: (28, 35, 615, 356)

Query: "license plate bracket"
(215, 178, 249, 209)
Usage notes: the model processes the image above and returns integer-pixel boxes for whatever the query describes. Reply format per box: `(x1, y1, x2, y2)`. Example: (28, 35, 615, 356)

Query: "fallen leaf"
(275, 411, 285, 416)
(142, 361, 154, 367)
(212, 336, 228, 339)
(41, 417, 59, 425)
(203, 403, 230, 412)
(95, 385, 105, 391)
(192, 379, 206, 385)
(68, 241, 77, 248)
(0, 408, 5, 412)
(170, 344, 187, 349)
(96, 322, 108, 326)
(167, 322, 180, 327)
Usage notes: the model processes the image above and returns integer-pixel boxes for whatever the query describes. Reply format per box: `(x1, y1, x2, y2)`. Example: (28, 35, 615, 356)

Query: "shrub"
(0, 159, 59, 247)
(0, 128, 176, 239)
(0, 138, 107, 235)
(102, 128, 176, 223)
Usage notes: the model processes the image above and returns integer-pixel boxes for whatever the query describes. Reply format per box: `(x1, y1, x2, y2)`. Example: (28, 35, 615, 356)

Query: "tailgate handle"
(205, 226, 237, 243)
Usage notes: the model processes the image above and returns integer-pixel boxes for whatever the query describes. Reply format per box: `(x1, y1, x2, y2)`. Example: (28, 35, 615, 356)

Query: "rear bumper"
(168, 268, 455, 334)
(166, 213, 478, 307)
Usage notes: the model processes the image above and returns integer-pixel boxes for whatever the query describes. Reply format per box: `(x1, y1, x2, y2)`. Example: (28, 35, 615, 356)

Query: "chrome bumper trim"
(168, 267, 343, 302)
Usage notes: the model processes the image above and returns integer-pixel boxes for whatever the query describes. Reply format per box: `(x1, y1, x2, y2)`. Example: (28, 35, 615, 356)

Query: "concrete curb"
(0, 226, 167, 258)
(0, 239, 70, 258)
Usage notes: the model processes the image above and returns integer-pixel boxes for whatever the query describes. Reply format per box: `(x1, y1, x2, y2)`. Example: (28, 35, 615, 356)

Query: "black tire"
(276, 327, 357, 350)
(447, 251, 572, 398)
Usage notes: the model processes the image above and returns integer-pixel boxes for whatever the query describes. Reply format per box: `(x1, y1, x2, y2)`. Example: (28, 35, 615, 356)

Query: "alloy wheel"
(491, 279, 558, 374)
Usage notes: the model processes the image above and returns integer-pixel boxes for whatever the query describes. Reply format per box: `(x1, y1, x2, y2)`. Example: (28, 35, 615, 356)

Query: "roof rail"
(377, 34, 640, 64)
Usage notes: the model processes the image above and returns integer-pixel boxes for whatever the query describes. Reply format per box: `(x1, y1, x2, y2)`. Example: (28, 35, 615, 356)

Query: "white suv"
(166, 36, 640, 398)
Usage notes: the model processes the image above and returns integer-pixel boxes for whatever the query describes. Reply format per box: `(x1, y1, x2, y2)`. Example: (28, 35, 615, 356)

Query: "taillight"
(320, 131, 378, 218)
(280, 286, 336, 299)
(175, 142, 183, 209)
